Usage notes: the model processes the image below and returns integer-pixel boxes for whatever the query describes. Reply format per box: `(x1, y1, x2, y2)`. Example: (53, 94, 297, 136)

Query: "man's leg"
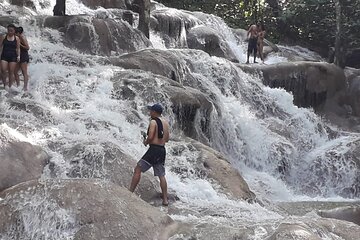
(246, 45, 250, 63)
(253, 47, 258, 63)
(159, 176, 168, 205)
(130, 165, 142, 192)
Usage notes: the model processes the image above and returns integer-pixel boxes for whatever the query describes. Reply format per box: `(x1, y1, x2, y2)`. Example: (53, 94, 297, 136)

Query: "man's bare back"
(146, 117, 170, 146)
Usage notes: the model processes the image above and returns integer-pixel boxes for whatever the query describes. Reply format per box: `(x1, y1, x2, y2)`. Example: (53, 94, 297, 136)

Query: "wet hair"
(7, 24, 16, 30)
(16, 27, 23, 34)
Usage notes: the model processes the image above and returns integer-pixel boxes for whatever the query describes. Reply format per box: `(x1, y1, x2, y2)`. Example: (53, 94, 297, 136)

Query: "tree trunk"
(53, 0, 66, 16)
(132, 0, 150, 39)
(334, 0, 346, 68)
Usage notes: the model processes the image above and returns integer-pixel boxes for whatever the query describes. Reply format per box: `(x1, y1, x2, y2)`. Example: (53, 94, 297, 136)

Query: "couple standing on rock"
(130, 103, 170, 206)
(246, 23, 266, 64)
(0, 24, 30, 92)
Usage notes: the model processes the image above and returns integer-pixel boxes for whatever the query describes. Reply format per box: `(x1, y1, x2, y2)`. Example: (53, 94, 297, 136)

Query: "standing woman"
(15, 27, 30, 91)
(0, 24, 20, 91)
(257, 24, 266, 63)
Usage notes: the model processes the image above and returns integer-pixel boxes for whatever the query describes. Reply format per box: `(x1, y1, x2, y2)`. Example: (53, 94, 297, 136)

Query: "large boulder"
(318, 206, 360, 226)
(9, 0, 36, 9)
(187, 25, 238, 62)
(239, 62, 346, 110)
(110, 49, 195, 84)
(0, 126, 49, 192)
(41, 15, 151, 56)
(346, 48, 360, 69)
(290, 135, 360, 198)
(342, 68, 360, 117)
(110, 69, 213, 142)
(151, 8, 199, 48)
(348, 75, 360, 116)
(57, 141, 160, 202)
(267, 219, 360, 240)
(0, 179, 175, 240)
(188, 139, 255, 201)
(79, 0, 127, 9)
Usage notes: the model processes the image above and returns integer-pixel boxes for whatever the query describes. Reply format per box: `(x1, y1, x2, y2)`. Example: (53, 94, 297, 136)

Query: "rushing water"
(0, 0, 359, 239)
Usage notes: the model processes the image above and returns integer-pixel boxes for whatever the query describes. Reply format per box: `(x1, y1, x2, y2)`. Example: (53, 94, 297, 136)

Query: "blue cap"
(147, 103, 163, 114)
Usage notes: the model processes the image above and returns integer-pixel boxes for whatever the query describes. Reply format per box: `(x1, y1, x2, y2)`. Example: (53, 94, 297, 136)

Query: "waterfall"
(0, 0, 359, 239)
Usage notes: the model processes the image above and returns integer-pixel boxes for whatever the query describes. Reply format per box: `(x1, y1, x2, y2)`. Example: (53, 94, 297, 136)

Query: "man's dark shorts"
(138, 144, 166, 176)
(248, 37, 258, 54)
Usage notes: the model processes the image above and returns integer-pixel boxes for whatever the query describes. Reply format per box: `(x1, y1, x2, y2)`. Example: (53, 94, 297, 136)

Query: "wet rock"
(187, 25, 238, 62)
(267, 223, 322, 240)
(165, 86, 213, 140)
(348, 76, 360, 116)
(41, 15, 151, 56)
(292, 136, 360, 198)
(0, 16, 19, 29)
(111, 69, 212, 142)
(110, 49, 195, 84)
(151, 8, 199, 48)
(7, 99, 55, 123)
(190, 139, 255, 201)
(346, 48, 360, 69)
(318, 206, 360, 226)
(0, 126, 49, 192)
(60, 141, 159, 202)
(79, 0, 127, 9)
(239, 62, 346, 110)
(268, 218, 360, 240)
(0, 179, 176, 240)
(9, 0, 36, 10)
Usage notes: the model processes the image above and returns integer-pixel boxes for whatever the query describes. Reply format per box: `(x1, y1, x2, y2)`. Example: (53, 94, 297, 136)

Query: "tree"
(53, 0, 65, 16)
(334, 0, 345, 68)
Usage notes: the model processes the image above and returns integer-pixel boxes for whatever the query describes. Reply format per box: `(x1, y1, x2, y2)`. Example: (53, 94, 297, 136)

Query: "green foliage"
(157, 0, 360, 53)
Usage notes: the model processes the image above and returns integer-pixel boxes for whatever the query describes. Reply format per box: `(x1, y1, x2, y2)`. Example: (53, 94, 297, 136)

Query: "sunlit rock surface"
(0, 126, 49, 192)
(0, 179, 175, 240)
(239, 62, 346, 109)
(41, 15, 151, 55)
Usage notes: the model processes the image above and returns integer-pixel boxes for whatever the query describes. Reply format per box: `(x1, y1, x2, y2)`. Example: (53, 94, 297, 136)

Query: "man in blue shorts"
(130, 103, 170, 206)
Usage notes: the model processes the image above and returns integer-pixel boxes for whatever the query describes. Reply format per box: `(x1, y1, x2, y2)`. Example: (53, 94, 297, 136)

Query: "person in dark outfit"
(15, 27, 30, 91)
(0, 24, 20, 91)
(130, 103, 170, 206)
(246, 23, 259, 64)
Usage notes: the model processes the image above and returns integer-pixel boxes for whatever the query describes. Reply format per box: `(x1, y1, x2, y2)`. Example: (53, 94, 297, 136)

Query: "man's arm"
(164, 122, 170, 142)
(144, 120, 156, 145)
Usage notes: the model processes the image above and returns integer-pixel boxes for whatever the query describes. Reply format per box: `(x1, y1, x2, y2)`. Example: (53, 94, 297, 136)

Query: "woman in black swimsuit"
(15, 27, 30, 91)
(0, 24, 20, 90)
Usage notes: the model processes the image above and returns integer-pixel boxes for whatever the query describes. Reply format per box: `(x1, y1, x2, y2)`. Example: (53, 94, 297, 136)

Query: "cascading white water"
(0, 0, 359, 239)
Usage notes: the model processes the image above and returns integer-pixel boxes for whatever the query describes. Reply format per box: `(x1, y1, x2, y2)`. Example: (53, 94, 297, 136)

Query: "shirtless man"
(246, 23, 259, 64)
(130, 103, 170, 206)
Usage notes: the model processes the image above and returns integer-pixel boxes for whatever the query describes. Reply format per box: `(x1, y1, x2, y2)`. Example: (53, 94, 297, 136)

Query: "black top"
(2, 35, 17, 56)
